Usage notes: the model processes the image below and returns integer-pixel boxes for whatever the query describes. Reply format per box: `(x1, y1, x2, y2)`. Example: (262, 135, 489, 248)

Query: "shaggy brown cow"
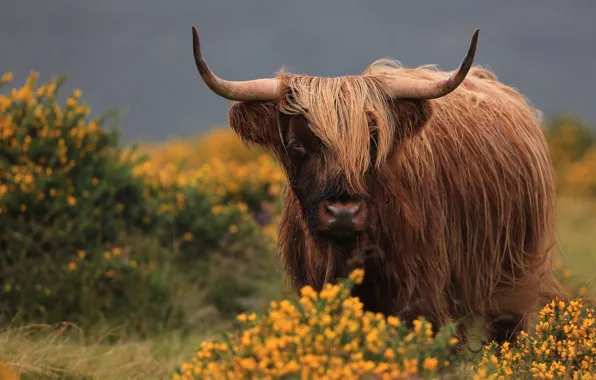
(190, 26, 567, 345)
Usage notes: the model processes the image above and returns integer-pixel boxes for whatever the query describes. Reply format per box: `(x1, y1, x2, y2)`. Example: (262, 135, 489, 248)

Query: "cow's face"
(227, 79, 432, 243)
(278, 111, 373, 243)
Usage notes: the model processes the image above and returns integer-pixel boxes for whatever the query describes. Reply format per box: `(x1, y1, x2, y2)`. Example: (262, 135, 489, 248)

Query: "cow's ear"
(228, 101, 281, 151)
(389, 99, 433, 142)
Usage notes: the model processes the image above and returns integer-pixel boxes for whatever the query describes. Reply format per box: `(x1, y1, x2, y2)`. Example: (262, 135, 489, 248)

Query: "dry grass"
(0, 323, 224, 380)
(0, 196, 594, 380)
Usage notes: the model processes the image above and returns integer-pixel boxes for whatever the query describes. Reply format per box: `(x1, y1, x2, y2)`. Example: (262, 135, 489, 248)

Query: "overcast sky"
(1, 1, 594, 143)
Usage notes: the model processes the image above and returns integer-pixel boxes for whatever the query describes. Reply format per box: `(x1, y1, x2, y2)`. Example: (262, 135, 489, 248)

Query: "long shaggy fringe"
(228, 59, 567, 340)
(277, 68, 395, 192)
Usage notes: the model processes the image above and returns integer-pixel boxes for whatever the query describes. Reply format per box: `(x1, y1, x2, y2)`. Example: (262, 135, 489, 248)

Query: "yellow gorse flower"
(0, 71, 106, 219)
(476, 298, 596, 378)
(1, 72, 13, 82)
(173, 269, 462, 380)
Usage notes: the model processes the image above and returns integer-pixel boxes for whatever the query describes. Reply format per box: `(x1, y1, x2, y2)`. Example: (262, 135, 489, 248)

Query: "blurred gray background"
(1, 1, 594, 143)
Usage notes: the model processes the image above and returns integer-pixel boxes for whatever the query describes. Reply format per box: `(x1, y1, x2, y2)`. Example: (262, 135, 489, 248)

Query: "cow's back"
(391, 66, 559, 316)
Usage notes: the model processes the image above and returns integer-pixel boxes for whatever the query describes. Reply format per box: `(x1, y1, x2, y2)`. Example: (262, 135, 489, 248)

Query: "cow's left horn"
(386, 29, 479, 99)
(192, 25, 281, 101)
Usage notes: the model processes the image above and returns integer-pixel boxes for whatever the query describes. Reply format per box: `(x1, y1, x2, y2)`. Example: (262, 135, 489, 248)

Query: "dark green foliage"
(0, 73, 282, 337)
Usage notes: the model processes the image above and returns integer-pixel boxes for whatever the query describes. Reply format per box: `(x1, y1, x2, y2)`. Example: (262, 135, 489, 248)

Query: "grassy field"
(555, 196, 596, 285)
(0, 195, 594, 380)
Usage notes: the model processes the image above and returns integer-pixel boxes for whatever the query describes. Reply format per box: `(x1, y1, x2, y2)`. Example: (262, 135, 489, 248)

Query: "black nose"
(320, 200, 364, 232)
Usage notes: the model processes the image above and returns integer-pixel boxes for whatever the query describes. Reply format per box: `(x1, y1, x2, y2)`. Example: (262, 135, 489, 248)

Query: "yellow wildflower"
(173, 269, 461, 379)
(66, 195, 77, 206)
(348, 268, 364, 284)
(1, 72, 13, 82)
(422, 357, 438, 371)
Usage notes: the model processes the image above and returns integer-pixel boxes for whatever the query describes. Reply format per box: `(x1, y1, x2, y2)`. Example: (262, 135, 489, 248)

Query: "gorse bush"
(173, 269, 596, 380)
(172, 269, 466, 380)
(132, 145, 285, 223)
(565, 147, 596, 197)
(128, 124, 287, 318)
(138, 127, 265, 169)
(0, 72, 177, 333)
(131, 154, 284, 227)
(0, 72, 282, 335)
(544, 115, 594, 171)
(543, 115, 596, 196)
(475, 298, 596, 379)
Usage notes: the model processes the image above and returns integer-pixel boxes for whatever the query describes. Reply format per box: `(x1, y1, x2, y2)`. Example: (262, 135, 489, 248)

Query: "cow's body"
(273, 65, 565, 344)
(191, 27, 567, 345)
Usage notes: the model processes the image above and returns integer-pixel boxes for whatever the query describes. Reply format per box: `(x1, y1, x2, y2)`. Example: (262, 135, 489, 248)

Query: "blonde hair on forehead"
(275, 66, 398, 191)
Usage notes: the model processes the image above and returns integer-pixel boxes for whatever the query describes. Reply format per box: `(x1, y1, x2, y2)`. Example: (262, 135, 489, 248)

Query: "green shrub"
(0, 72, 186, 335)
(0, 71, 284, 335)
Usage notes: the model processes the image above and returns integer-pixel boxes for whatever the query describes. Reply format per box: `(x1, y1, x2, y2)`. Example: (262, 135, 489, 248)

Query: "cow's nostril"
(348, 204, 360, 214)
(326, 203, 360, 218)
(326, 204, 340, 217)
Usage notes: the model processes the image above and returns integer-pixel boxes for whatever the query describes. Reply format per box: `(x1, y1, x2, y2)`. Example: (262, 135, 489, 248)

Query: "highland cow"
(190, 26, 567, 345)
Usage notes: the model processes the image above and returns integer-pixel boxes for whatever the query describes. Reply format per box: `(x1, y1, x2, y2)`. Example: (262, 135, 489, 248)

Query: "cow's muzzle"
(317, 198, 368, 241)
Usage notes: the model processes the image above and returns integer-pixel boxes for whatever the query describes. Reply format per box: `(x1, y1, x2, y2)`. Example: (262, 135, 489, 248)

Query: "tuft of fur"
(277, 68, 395, 193)
(227, 59, 568, 345)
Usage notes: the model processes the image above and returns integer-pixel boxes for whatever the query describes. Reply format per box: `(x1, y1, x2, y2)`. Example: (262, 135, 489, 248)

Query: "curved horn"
(192, 25, 281, 101)
(387, 29, 480, 99)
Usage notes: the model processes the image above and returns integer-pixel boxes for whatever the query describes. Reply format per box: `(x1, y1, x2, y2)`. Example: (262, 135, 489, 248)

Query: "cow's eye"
(369, 124, 379, 164)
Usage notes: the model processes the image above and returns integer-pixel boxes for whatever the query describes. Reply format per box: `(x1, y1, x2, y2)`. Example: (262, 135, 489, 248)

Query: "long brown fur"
(227, 59, 568, 345)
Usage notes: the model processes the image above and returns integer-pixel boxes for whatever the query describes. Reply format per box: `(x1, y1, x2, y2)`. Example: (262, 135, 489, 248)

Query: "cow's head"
(191, 26, 478, 243)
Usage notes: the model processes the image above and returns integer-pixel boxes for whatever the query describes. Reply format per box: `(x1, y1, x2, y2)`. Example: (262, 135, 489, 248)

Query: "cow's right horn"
(386, 29, 480, 100)
(192, 26, 282, 101)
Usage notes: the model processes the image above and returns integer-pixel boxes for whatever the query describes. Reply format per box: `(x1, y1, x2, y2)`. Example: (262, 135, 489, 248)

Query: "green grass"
(0, 196, 594, 380)
(556, 195, 596, 285)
